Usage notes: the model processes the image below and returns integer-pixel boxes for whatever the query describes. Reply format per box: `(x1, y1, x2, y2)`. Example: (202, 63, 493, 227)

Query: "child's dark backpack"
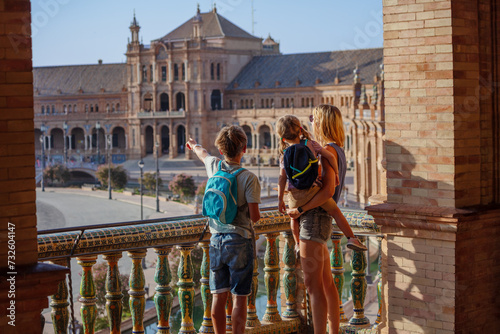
(202, 160, 245, 225)
(283, 139, 318, 190)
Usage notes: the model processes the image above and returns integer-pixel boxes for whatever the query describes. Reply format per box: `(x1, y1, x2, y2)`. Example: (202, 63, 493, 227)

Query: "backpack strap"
(231, 167, 245, 176)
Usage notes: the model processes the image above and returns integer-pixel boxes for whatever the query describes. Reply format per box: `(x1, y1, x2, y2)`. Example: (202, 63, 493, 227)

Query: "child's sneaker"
(347, 237, 367, 252)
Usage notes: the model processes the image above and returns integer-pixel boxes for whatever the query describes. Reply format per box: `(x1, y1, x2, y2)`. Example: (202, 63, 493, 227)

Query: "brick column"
(0, 2, 68, 333)
(368, 0, 500, 333)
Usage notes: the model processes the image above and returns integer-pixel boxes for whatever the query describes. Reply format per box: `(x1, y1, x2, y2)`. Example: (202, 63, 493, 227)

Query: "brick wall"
(0, 1, 37, 267)
(384, 0, 499, 208)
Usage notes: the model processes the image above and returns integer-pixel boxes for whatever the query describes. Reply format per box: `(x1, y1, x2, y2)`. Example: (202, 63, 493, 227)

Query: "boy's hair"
(276, 115, 313, 156)
(215, 125, 247, 159)
(312, 104, 345, 147)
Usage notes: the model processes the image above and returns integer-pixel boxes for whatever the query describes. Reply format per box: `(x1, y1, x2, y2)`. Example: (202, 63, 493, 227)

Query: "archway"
(145, 125, 154, 154)
(160, 93, 169, 111)
(71, 127, 85, 150)
(259, 125, 271, 149)
(211, 89, 221, 110)
(242, 124, 252, 148)
(143, 93, 153, 112)
(112, 127, 126, 149)
(161, 126, 170, 154)
(176, 92, 186, 111)
(51, 128, 64, 150)
(177, 125, 186, 154)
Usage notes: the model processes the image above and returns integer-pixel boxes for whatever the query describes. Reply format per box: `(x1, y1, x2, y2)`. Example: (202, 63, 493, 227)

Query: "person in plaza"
(286, 105, 365, 334)
(186, 125, 261, 334)
(276, 114, 367, 257)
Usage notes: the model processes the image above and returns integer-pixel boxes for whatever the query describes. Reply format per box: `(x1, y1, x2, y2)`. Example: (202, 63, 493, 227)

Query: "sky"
(31, 0, 383, 67)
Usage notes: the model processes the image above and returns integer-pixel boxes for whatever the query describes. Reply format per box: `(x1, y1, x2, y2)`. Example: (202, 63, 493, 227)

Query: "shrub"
(169, 173, 196, 201)
(96, 165, 128, 189)
(143, 172, 163, 194)
(44, 164, 70, 185)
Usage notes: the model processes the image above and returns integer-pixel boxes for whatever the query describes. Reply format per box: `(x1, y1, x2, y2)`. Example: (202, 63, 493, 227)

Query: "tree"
(143, 172, 162, 194)
(169, 173, 196, 201)
(43, 164, 70, 185)
(96, 165, 128, 189)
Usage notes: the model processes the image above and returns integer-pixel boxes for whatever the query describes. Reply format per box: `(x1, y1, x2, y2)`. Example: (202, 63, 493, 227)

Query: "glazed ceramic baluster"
(154, 247, 173, 334)
(77, 255, 98, 334)
(263, 232, 281, 323)
(177, 245, 196, 334)
(281, 231, 298, 319)
(330, 232, 347, 322)
(198, 241, 213, 334)
(348, 236, 370, 327)
(246, 245, 260, 327)
(50, 259, 69, 334)
(128, 250, 147, 334)
(103, 253, 123, 334)
(375, 236, 383, 326)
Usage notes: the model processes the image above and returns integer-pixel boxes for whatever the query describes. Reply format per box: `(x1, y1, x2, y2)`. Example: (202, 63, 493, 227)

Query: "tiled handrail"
(39, 208, 382, 334)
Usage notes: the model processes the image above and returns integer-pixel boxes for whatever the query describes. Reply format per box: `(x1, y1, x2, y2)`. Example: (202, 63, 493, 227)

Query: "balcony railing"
(38, 208, 383, 334)
(137, 110, 186, 119)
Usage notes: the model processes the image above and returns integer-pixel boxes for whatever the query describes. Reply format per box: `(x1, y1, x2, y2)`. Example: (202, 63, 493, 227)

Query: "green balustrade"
(263, 233, 281, 323)
(281, 231, 298, 319)
(128, 250, 147, 334)
(49, 259, 69, 334)
(331, 232, 347, 323)
(348, 236, 370, 327)
(177, 245, 196, 334)
(77, 255, 98, 334)
(154, 247, 174, 334)
(246, 253, 261, 328)
(103, 253, 123, 334)
(198, 241, 214, 333)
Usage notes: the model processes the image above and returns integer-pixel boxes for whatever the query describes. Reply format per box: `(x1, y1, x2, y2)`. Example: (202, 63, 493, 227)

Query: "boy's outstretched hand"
(186, 138, 197, 150)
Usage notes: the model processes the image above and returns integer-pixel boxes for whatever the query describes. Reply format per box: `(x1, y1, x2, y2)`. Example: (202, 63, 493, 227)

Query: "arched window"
(74, 104, 77, 113)
(63, 105, 67, 113)
(229, 100, 233, 109)
(181, 63, 185, 81)
(95, 104, 99, 112)
(68, 105, 72, 113)
(266, 99, 269, 108)
(150, 64, 153, 82)
(142, 65, 147, 81)
(281, 98, 284, 107)
(112, 104, 115, 112)
(240, 99, 243, 109)
(216, 63, 221, 80)
(286, 98, 289, 108)
(174, 64, 179, 81)
(271, 98, 274, 107)
(106, 104, 110, 112)
(245, 99, 248, 109)
(301, 98, 305, 107)
(306, 98, 310, 107)
(160, 93, 169, 111)
(52, 105, 55, 114)
(116, 103, 120, 111)
(41, 106, 45, 114)
(261, 99, 264, 108)
(90, 105, 94, 112)
(210, 63, 215, 80)
(311, 98, 314, 106)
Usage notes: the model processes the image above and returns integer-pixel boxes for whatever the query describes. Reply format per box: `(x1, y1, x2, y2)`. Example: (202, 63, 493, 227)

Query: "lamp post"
(96, 121, 101, 165)
(257, 154, 261, 181)
(138, 159, 145, 220)
(63, 121, 68, 166)
(107, 135, 112, 200)
(40, 124, 46, 192)
(155, 141, 160, 212)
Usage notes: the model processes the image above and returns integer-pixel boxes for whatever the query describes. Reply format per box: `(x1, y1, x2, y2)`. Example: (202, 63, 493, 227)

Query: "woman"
(287, 104, 355, 334)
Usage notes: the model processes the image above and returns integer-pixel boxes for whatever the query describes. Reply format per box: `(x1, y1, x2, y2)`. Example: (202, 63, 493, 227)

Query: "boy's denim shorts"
(209, 233, 254, 296)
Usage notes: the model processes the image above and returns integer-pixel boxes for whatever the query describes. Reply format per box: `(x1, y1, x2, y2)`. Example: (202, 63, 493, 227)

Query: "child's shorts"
(209, 233, 254, 296)
(299, 207, 333, 244)
(287, 186, 339, 213)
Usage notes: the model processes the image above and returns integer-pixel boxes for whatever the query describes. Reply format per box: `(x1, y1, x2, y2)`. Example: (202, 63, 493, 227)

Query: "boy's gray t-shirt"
(204, 156, 261, 239)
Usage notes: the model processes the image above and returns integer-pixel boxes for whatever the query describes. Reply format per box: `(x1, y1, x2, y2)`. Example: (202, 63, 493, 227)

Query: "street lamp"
(96, 121, 101, 165)
(63, 121, 68, 166)
(107, 135, 112, 200)
(138, 159, 145, 220)
(39, 124, 46, 192)
(155, 141, 160, 212)
(257, 154, 261, 181)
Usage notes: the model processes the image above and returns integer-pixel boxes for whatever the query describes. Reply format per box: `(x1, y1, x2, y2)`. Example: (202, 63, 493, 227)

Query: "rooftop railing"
(38, 208, 383, 334)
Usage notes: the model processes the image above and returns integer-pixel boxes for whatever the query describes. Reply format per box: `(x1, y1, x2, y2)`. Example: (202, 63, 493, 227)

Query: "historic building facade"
(33, 5, 385, 204)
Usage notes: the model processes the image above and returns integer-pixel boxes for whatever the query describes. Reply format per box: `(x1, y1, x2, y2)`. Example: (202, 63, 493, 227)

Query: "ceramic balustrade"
(38, 208, 382, 334)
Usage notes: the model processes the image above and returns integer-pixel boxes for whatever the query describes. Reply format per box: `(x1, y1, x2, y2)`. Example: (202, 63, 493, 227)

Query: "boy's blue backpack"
(284, 139, 318, 190)
(202, 160, 245, 224)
